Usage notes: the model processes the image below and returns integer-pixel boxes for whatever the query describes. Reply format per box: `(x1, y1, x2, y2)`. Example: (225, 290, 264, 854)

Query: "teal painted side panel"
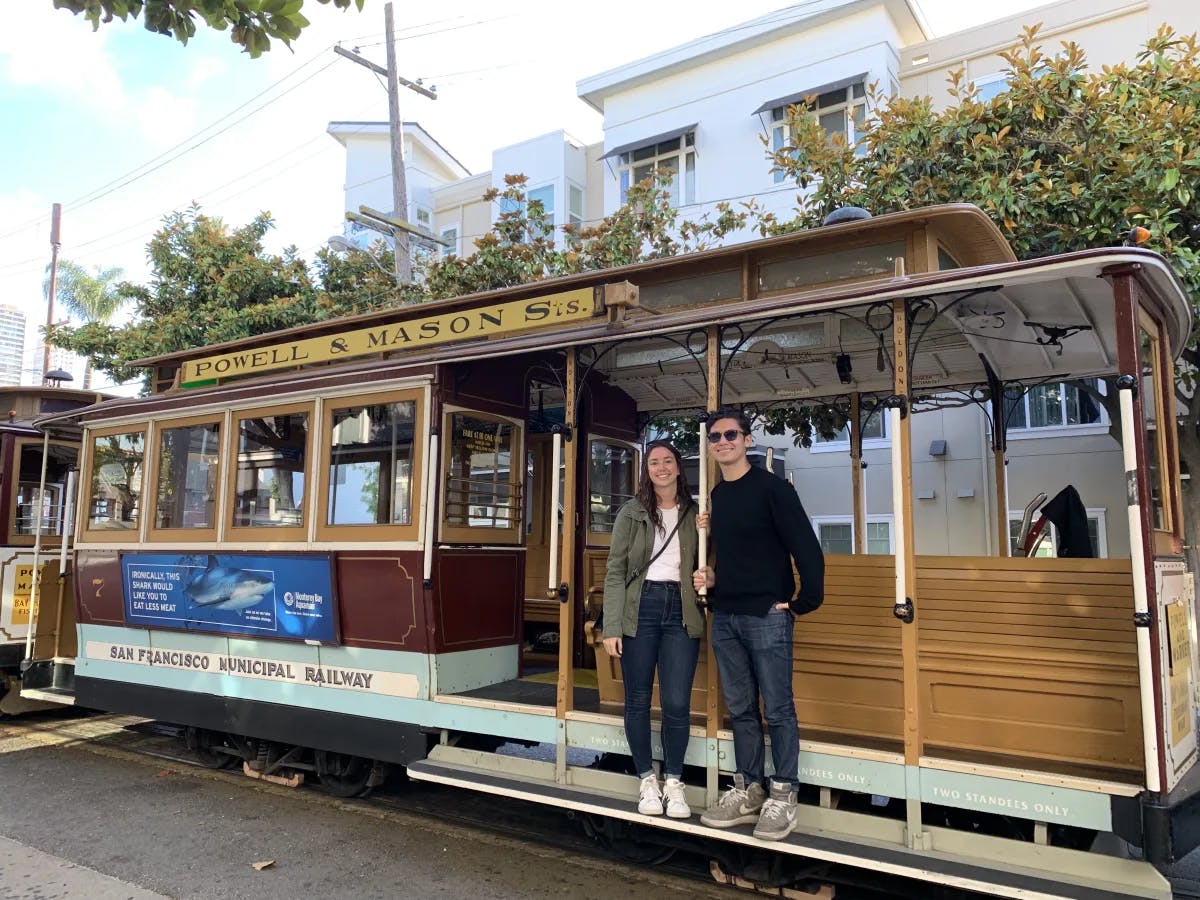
(566, 719, 710, 769)
(76, 623, 556, 743)
(918, 768, 1114, 831)
(434, 646, 519, 694)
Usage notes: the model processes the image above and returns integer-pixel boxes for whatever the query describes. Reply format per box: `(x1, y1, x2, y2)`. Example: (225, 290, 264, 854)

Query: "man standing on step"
(693, 409, 824, 842)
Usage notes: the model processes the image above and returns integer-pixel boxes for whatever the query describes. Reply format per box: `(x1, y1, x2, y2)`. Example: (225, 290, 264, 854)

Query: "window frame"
(810, 408, 890, 454)
(6, 437, 80, 547)
(226, 401, 315, 542)
(316, 388, 425, 543)
(439, 224, 459, 257)
(80, 423, 148, 543)
(769, 80, 867, 184)
(812, 514, 895, 555)
(146, 411, 224, 543)
(439, 406, 524, 545)
(1005, 380, 1110, 441)
(617, 131, 696, 207)
(1007, 508, 1108, 559)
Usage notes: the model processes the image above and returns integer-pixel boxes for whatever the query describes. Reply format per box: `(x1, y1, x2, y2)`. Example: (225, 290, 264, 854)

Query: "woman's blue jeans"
(621, 580, 700, 779)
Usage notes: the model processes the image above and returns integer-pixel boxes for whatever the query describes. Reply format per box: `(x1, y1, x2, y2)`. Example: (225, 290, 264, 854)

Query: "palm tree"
(43, 260, 125, 389)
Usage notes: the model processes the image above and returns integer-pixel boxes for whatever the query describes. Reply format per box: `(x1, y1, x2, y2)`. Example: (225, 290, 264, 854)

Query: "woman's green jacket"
(601, 498, 705, 640)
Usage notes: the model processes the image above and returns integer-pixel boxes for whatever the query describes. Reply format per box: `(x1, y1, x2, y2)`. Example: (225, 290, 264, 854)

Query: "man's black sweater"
(709, 464, 824, 617)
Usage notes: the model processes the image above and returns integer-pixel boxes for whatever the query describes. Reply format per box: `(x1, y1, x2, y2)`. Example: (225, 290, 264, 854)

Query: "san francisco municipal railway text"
(106, 645, 374, 689)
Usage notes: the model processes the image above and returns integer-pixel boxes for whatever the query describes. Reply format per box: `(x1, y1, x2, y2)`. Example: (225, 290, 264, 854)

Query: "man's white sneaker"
(637, 774, 664, 815)
(663, 778, 691, 819)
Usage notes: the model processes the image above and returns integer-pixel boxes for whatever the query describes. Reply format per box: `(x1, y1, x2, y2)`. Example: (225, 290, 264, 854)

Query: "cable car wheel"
(314, 750, 379, 798)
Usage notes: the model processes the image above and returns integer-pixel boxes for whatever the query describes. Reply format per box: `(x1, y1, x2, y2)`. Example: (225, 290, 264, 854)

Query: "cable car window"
(86, 430, 144, 532)
(12, 442, 77, 540)
(233, 411, 308, 530)
(1140, 322, 1170, 532)
(758, 241, 905, 293)
(443, 412, 521, 542)
(588, 440, 636, 535)
(327, 399, 416, 526)
(154, 421, 220, 530)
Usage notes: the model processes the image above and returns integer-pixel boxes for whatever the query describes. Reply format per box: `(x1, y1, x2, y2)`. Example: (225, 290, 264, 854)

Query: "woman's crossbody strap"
(625, 514, 685, 588)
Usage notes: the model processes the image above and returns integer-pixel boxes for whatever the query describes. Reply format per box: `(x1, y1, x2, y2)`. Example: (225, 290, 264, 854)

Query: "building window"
(811, 408, 888, 453)
(618, 131, 696, 206)
(527, 184, 555, 226)
(973, 73, 1010, 102)
(770, 81, 866, 183)
(814, 516, 894, 554)
(440, 225, 459, 257)
(414, 205, 432, 231)
(1008, 509, 1107, 558)
(1004, 379, 1107, 435)
(568, 184, 584, 228)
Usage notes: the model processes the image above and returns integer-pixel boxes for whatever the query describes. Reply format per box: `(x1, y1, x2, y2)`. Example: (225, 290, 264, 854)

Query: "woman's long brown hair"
(636, 440, 692, 532)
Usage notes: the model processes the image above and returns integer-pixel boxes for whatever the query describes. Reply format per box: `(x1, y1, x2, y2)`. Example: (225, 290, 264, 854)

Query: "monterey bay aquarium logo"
(120, 552, 337, 643)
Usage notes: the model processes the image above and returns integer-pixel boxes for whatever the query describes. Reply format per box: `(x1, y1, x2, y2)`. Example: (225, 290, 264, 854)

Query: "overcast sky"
(0, 0, 1048, 390)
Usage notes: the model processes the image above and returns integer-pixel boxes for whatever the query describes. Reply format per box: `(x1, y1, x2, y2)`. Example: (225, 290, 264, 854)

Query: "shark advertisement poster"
(120, 553, 337, 643)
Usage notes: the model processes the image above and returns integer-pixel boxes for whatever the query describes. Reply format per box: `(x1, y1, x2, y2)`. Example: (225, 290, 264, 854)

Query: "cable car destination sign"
(180, 287, 598, 387)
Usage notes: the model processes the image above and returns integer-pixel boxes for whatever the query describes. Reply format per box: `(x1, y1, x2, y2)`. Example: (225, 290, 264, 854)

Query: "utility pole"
(42, 202, 62, 377)
(334, 1, 436, 287)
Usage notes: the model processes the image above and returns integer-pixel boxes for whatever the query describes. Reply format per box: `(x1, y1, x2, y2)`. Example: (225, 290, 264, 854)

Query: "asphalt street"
(0, 714, 726, 900)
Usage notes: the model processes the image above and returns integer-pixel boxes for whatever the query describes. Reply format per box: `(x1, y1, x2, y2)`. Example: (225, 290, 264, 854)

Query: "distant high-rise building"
(0, 306, 26, 387)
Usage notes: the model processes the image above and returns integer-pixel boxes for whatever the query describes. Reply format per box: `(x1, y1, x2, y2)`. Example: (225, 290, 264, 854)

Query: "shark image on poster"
(183, 555, 275, 614)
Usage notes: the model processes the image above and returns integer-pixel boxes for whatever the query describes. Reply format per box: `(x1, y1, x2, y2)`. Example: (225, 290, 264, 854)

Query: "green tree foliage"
(48, 175, 748, 392)
(52, 0, 363, 57)
(48, 206, 396, 387)
(44, 259, 126, 388)
(766, 23, 1200, 539)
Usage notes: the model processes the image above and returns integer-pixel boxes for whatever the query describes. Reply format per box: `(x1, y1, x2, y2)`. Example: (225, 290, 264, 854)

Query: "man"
(693, 409, 824, 841)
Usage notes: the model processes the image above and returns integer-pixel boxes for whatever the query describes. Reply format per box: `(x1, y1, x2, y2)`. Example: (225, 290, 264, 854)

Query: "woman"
(602, 440, 704, 818)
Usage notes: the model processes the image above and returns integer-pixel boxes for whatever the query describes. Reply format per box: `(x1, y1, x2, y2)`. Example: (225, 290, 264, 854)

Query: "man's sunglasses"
(708, 429, 744, 444)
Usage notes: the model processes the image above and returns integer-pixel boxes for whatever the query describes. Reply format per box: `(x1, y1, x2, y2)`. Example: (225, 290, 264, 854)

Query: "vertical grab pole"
(51, 469, 77, 660)
(703, 324, 721, 807)
(1118, 376, 1162, 791)
(23, 432, 53, 664)
(698, 420, 708, 580)
(422, 433, 439, 584)
(547, 431, 563, 597)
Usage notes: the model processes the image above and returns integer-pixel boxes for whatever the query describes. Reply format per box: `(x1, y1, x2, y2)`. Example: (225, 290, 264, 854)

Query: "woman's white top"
(645, 505, 681, 583)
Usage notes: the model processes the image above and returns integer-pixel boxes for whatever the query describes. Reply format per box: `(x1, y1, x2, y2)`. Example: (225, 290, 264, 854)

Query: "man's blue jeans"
(711, 607, 799, 790)
(621, 580, 700, 779)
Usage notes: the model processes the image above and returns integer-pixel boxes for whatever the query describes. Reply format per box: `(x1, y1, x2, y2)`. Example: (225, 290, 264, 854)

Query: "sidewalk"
(0, 835, 170, 900)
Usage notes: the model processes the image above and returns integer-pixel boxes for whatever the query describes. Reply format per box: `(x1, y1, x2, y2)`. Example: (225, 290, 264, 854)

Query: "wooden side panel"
(74, 550, 124, 626)
(916, 555, 1143, 775)
(794, 554, 903, 743)
(31, 562, 76, 660)
(336, 552, 425, 652)
(434, 548, 521, 653)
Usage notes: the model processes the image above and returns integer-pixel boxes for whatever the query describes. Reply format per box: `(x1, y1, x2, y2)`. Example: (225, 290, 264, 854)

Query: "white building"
(330, 0, 1190, 558)
(0, 305, 25, 387)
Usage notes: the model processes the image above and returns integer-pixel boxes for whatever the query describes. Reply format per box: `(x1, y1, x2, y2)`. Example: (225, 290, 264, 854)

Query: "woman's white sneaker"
(663, 778, 691, 819)
(638, 774, 664, 815)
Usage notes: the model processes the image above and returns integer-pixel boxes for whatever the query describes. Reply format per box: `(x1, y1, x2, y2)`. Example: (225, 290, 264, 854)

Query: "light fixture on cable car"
(835, 353, 853, 384)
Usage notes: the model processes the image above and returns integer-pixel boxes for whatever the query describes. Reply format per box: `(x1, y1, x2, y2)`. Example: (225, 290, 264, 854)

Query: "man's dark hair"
(708, 407, 752, 436)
